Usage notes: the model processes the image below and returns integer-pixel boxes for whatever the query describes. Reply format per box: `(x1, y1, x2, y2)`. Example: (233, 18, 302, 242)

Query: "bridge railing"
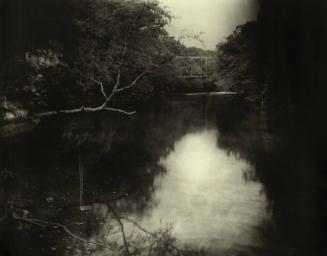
(174, 56, 216, 78)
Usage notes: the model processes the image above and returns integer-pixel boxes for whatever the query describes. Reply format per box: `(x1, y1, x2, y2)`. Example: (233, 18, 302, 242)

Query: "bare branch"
(122, 217, 185, 256)
(12, 211, 113, 251)
(108, 206, 131, 256)
(116, 70, 149, 92)
(104, 107, 136, 115)
(90, 77, 109, 101)
(35, 105, 136, 117)
(35, 68, 148, 118)
(121, 44, 128, 62)
(111, 37, 128, 95)
(113, 72, 121, 92)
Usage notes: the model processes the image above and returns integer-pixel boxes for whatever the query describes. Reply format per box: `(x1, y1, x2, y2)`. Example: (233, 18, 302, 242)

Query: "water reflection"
(0, 96, 272, 255)
(139, 129, 269, 251)
(89, 128, 270, 255)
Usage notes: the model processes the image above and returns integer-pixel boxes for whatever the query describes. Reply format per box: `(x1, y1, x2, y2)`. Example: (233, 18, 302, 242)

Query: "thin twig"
(116, 71, 149, 92)
(12, 211, 113, 251)
(104, 107, 136, 115)
(108, 206, 131, 256)
(122, 217, 185, 256)
(90, 77, 109, 101)
(123, 218, 154, 236)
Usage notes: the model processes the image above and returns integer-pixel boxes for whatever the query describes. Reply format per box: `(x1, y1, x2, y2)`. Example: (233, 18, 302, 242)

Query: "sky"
(159, 0, 259, 50)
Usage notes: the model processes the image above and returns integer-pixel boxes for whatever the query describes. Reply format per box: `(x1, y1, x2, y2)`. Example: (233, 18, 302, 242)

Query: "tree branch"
(116, 70, 149, 92)
(34, 39, 153, 119)
(12, 211, 113, 251)
(34, 75, 138, 118)
(90, 77, 109, 101)
(122, 217, 185, 256)
(110, 72, 121, 99)
(34, 104, 136, 117)
(108, 206, 131, 256)
(104, 107, 136, 115)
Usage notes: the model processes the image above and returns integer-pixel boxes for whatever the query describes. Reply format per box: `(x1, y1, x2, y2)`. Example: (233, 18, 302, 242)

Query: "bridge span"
(175, 56, 216, 78)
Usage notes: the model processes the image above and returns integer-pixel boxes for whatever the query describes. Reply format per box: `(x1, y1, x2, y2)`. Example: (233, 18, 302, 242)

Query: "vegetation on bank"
(2, 0, 273, 124)
(215, 0, 327, 123)
(215, 2, 327, 255)
(2, 0, 326, 122)
(1, 0, 327, 255)
(215, 22, 266, 103)
(0, 0, 219, 124)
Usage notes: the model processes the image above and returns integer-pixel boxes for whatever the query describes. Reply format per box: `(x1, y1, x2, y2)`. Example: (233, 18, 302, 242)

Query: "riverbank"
(0, 94, 275, 256)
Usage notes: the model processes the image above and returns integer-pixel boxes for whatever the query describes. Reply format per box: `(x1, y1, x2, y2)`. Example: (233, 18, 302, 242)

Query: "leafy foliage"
(0, 0, 183, 112)
(215, 22, 266, 101)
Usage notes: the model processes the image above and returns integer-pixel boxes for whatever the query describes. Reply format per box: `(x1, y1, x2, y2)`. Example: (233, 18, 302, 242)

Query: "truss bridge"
(175, 56, 216, 78)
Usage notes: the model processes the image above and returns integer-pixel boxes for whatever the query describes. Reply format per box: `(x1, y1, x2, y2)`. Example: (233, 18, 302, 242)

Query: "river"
(0, 94, 281, 256)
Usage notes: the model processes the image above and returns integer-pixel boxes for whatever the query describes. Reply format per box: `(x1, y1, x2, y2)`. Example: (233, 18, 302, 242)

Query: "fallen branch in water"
(12, 210, 113, 251)
(35, 106, 136, 117)
(34, 70, 148, 118)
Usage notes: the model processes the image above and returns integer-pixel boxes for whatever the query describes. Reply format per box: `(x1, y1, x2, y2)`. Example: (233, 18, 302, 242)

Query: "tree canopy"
(0, 0, 183, 114)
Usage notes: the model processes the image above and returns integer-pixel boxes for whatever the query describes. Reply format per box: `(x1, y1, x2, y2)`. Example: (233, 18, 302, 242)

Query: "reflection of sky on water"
(88, 129, 270, 255)
(139, 129, 269, 250)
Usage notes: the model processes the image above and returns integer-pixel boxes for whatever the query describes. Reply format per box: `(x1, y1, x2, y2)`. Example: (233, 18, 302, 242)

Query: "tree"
(0, 0, 76, 100)
(1, 0, 176, 117)
(215, 22, 265, 100)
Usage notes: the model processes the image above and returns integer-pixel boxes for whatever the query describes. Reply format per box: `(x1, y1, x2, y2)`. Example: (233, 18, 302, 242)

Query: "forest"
(1, 0, 327, 255)
(1, 0, 326, 123)
(0, 0, 217, 125)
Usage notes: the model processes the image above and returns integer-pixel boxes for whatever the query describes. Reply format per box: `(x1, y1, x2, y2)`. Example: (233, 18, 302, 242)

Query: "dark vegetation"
(0, 0, 217, 121)
(0, 97, 210, 256)
(216, 0, 327, 128)
(2, 0, 325, 126)
(215, 1, 327, 255)
(0, 0, 167, 116)
(215, 22, 265, 100)
(1, 0, 327, 255)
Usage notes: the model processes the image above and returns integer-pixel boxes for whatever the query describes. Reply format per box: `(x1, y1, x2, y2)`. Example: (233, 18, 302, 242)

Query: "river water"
(0, 95, 276, 256)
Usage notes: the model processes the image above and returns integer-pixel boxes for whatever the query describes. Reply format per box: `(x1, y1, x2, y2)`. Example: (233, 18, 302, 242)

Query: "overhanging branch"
(90, 77, 109, 101)
(116, 70, 149, 92)
(104, 107, 136, 115)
